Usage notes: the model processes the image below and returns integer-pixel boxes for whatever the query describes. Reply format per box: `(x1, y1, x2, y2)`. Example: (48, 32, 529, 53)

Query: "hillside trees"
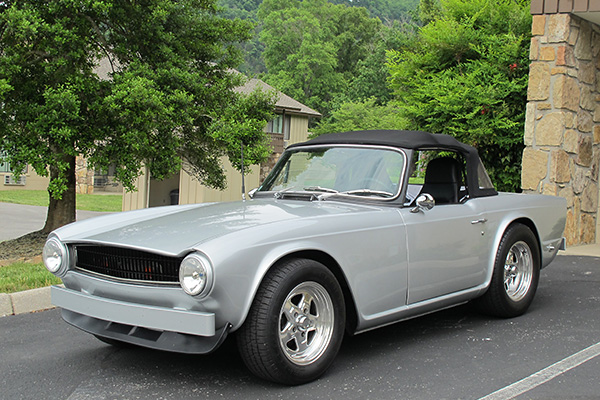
(258, 0, 385, 118)
(0, 0, 274, 232)
(387, 0, 531, 192)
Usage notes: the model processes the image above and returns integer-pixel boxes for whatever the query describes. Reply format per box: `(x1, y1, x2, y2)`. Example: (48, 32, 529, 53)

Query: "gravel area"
(0, 231, 46, 265)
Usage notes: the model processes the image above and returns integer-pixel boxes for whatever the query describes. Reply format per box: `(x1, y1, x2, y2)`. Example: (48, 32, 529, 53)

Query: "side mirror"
(411, 193, 435, 213)
(248, 188, 258, 199)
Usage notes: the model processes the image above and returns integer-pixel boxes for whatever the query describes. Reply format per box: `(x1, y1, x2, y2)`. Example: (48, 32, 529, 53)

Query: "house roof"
(236, 78, 322, 118)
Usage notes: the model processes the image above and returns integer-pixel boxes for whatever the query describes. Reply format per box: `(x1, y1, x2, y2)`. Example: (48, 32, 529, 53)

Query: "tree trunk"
(42, 154, 77, 233)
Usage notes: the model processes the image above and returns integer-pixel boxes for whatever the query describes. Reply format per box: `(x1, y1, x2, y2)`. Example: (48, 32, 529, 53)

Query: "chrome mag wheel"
(279, 281, 335, 366)
(503, 241, 533, 302)
(237, 258, 345, 384)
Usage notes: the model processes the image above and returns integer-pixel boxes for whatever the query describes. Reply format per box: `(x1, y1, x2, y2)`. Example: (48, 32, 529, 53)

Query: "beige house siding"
(0, 168, 49, 191)
(122, 170, 150, 211)
(123, 159, 266, 212)
(179, 161, 261, 205)
(288, 114, 310, 145)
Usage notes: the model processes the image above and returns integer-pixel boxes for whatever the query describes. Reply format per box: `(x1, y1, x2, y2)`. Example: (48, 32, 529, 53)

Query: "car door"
(399, 198, 491, 304)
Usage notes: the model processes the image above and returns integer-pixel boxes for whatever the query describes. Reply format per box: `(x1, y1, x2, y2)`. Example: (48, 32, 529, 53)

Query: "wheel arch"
(504, 218, 542, 257)
(476, 217, 542, 317)
(484, 217, 542, 291)
(269, 250, 359, 336)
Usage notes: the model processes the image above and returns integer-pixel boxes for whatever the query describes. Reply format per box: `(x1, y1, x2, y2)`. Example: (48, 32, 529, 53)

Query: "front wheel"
(476, 224, 540, 318)
(237, 258, 345, 385)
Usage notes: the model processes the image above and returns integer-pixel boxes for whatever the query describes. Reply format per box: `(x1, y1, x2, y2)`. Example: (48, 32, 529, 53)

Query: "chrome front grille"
(74, 246, 182, 283)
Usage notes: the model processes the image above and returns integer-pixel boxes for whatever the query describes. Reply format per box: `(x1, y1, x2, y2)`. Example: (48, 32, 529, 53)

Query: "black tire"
(476, 223, 540, 318)
(237, 258, 346, 385)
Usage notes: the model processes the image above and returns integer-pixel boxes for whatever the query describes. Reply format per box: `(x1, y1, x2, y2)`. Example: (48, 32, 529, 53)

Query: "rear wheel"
(237, 258, 345, 385)
(476, 224, 540, 318)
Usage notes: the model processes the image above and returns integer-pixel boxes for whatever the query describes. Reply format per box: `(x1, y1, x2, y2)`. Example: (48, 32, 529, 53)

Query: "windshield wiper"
(273, 186, 296, 199)
(341, 189, 394, 198)
(303, 186, 339, 193)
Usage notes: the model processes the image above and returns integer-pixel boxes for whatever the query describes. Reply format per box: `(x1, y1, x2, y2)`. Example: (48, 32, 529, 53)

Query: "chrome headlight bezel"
(43, 237, 69, 277)
(179, 252, 214, 297)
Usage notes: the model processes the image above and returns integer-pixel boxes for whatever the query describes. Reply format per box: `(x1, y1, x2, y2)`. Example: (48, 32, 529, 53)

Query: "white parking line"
(478, 342, 600, 400)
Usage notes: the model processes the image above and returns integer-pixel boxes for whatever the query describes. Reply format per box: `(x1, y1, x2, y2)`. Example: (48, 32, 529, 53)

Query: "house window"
(267, 114, 291, 140)
(0, 161, 9, 173)
(0, 153, 11, 173)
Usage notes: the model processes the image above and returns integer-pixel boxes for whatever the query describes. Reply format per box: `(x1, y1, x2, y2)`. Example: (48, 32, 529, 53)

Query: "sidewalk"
(559, 243, 600, 257)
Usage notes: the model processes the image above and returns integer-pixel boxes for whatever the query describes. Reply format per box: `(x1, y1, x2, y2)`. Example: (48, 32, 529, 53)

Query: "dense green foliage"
(258, 0, 384, 117)
(0, 0, 274, 230)
(387, 0, 531, 192)
(220, 0, 418, 22)
(328, 0, 419, 22)
(257, 0, 417, 120)
(218, 0, 418, 75)
(311, 98, 407, 136)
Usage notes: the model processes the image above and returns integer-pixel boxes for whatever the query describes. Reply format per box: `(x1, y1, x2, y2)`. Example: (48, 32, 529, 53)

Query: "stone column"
(75, 156, 94, 194)
(260, 133, 284, 183)
(522, 14, 600, 246)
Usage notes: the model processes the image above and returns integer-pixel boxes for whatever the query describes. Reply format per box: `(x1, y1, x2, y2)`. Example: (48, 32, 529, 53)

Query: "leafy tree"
(387, 0, 531, 192)
(0, 0, 274, 232)
(312, 98, 407, 136)
(345, 20, 418, 105)
(217, 0, 266, 74)
(329, 0, 420, 22)
(258, 0, 383, 118)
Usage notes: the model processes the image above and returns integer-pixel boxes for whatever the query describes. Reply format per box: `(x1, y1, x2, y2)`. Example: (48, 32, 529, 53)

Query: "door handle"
(471, 218, 488, 224)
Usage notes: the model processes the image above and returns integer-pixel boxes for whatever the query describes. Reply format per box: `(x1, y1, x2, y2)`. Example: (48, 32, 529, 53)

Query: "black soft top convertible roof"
(290, 130, 475, 153)
(289, 130, 498, 198)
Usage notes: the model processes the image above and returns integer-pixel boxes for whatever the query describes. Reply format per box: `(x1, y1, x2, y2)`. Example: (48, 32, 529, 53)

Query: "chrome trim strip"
(74, 268, 179, 287)
(51, 285, 215, 336)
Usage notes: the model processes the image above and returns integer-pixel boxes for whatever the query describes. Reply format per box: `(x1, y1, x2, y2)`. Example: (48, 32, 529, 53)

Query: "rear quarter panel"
(481, 193, 567, 273)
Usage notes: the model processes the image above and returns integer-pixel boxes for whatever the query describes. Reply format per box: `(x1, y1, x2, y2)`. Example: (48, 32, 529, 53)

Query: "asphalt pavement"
(0, 255, 598, 399)
(0, 202, 599, 398)
(0, 202, 111, 241)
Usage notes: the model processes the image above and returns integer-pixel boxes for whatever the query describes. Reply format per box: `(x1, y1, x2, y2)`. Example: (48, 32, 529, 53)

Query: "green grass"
(408, 176, 425, 184)
(0, 190, 122, 212)
(0, 262, 61, 293)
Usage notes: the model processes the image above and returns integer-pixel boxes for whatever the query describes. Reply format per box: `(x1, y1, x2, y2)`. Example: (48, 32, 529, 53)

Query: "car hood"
(53, 199, 379, 256)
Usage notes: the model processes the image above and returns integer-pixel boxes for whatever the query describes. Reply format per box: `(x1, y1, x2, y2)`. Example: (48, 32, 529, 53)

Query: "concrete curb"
(0, 286, 55, 317)
(559, 243, 600, 257)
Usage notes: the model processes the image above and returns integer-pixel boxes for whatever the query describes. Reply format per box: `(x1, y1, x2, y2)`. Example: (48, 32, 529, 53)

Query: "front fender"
(199, 209, 408, 331)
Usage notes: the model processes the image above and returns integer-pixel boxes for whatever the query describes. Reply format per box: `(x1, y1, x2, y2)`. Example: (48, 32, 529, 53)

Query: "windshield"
(258, 146, 406, 199)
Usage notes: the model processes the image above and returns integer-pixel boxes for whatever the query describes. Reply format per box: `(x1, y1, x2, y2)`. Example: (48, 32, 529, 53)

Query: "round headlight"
(43, 237, 68, 275)
(179, 253, 213, 297)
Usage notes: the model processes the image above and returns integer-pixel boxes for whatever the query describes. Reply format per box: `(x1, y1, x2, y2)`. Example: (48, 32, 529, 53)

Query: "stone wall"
(523, 13, 600, 246)
(75, 156, 94, 194)
(260, 133, 285, 183)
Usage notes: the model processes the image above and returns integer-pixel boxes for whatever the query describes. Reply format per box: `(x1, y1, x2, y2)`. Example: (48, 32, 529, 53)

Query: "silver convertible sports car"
(45, 130, 566, 384)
